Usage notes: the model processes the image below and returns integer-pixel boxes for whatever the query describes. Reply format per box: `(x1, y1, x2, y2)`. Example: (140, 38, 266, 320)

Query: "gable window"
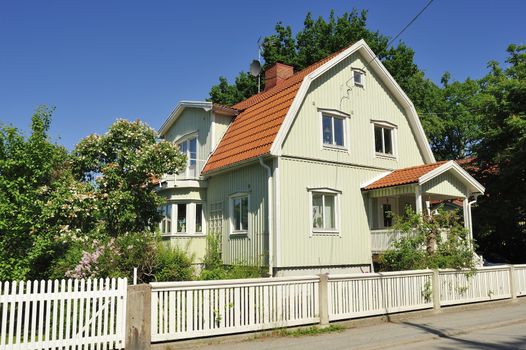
(374, 123, 395, 156)
(230, 194, 249, 235)
(353, 69, 365, 87)
(309, 189, 340, 235)
(178, 136, 198, 177)
(322, 114, 345, 147)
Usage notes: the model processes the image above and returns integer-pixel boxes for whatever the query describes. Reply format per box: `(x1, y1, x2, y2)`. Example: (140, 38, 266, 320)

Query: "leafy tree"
(472, 44, 526, 262)
(72, 119, 186, 236)
(380, 207, 475, 271)
(0, 107, 74, 280)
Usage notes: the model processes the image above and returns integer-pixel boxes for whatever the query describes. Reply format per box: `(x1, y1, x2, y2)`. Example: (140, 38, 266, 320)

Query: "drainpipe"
(259, 157, 274, 277)
(467, 194, 480, 249)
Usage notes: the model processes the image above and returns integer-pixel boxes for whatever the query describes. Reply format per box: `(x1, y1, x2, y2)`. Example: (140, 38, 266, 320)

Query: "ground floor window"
(159, 202, 205, 235)
(310, 189, 340, 235)
(230, 194, 249, 235)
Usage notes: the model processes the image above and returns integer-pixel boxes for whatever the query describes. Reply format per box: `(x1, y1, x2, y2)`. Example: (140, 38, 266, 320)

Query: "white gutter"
(259, 157, 273, 277)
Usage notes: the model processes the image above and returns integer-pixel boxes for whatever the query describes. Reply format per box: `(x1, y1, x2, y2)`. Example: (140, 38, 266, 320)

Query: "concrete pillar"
(126, 284, 152, 350)
(509, 265, 517, 300)
(432, 269, 441, 311)
(318, 274, 329, 326)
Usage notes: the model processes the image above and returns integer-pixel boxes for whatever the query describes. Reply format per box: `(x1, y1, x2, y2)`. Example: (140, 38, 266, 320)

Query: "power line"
(361, 0, 435, 70)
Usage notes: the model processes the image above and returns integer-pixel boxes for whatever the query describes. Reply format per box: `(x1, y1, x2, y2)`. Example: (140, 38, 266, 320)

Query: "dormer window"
(353, 69, 365, 87)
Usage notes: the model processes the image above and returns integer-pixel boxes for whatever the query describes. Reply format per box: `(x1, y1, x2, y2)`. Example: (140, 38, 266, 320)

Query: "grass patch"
(278, 324, 344, 337)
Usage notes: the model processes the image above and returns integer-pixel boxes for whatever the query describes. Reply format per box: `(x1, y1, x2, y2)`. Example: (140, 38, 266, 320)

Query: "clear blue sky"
(0, 0, 524, 149)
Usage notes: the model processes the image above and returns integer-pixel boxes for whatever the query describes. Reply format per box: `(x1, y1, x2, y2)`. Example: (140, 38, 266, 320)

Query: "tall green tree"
(72, 119, 186, 236)
(0, 107, 73, 280)
(472, 44, 526, 262)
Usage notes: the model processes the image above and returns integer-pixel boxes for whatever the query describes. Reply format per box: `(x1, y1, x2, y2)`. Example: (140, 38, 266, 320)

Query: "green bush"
(51, 231, 194, 282)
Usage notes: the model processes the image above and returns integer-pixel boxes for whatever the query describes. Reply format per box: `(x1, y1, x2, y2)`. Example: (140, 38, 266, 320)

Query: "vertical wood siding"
(422, 171, 468, 198)
(206, 163, 268, 266)
(278, 157, 378, 268)
(281, 52, 426, 169)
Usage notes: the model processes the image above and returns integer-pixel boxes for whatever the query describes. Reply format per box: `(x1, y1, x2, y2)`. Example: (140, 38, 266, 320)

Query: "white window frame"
(160, 201, 206, 237)
(371, 121, 397, 160)
(308, 187, 341, 236)
(319, 109, 350, 152)
(229, 193, 250, 236)
(352, 68, 365, 88)
(175, 132, 199, 179)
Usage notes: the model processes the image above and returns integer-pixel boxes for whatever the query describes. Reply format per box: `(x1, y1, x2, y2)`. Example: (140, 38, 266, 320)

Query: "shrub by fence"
(0, 278, 127, 350)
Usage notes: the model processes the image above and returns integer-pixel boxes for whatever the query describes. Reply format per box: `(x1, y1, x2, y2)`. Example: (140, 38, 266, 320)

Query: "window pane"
(354, 71, 363, 85)
(324, 195, 335, 229)
(374, 126, 383, 153)
(179, 142, 187, 154)
(312, 194, 323, 229)
(241, 197, 248, 231)
(233, 198, 241, 231)
(333, 118, 344, 146)
(383, 128, 393, 154)
(322, 115, 333, 145)
(161, 204, 172, 234)
(177, 203, 186, 233)
(383, 204, 392, 227)
(195, 204, 203, 233)
(189, 138, 197, 165)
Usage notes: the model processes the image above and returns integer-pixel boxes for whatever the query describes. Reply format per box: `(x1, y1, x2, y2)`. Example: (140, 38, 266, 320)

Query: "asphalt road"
(182, 299, 526, 350)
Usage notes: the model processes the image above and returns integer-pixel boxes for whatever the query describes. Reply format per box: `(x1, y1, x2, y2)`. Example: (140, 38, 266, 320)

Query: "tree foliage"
(472, 44, 526, 262)
(0, 107, 71, 280)
(72, 119, 186, 236)
(380, 207, 475, 271)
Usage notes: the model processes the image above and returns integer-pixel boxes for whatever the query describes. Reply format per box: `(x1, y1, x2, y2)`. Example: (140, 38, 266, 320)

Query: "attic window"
(353, 69, 365, 87)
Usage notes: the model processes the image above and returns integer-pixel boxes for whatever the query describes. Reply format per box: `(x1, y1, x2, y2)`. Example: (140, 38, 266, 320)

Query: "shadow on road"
(401, 321, 526, 350)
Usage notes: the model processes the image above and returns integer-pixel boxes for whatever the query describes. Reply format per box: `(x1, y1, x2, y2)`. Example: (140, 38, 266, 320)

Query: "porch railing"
(371, 228, 449, 253)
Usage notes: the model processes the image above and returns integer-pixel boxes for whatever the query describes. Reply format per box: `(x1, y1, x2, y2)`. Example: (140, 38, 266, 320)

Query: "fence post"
(432, 269, 441, 311)
(318, 274, 329, 326)
(509, 265, 517, 300)
(126, 284, 152, 350)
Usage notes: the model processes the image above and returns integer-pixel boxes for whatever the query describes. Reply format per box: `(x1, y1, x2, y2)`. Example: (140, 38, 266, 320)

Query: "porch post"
(462, 197, 470, 235)
(415, 186, 422, 214)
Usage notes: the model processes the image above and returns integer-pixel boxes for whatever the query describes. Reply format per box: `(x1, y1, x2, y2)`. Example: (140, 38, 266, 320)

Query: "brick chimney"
(264, 63, 294, 91)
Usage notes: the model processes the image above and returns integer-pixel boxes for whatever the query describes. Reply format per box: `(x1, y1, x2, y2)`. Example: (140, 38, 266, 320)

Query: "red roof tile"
(202, 49, 346, 174)
(363, 161, 448, 190)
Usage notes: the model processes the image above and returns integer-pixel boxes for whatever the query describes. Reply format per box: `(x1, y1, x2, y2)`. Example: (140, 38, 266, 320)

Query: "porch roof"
(362, 161, 485, 195)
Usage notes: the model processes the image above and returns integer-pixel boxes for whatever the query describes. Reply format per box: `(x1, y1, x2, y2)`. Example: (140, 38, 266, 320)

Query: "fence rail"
(0, 278, 127, 350)
(150, 276, 319, 341)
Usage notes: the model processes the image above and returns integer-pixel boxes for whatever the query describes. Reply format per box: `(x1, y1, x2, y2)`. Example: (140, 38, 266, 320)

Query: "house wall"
(206, 162, 268, 266)
(277, 157, 378, 268)
(164, 107, 212, 162)
(212, 113, 233, 150)
(166, 236, 207, 262)
(281, 52, 427, 170)
(421, 171, 468, 198)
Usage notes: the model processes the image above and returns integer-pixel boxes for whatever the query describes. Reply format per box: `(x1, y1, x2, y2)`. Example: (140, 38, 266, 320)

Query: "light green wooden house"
(156, 40, 485, 276)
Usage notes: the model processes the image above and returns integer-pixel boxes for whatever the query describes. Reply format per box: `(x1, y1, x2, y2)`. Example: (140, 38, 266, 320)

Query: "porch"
(362, 161, 485, 254)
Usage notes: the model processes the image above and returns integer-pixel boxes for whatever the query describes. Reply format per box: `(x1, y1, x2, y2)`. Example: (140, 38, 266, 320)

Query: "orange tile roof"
(363, 161, 448, 190)
(202, 49, 346, 174)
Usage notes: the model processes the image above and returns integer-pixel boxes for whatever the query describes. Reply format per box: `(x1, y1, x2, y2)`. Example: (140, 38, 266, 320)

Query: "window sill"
(323, 144, 347, 152)
(311, 230, 340, 236)
(161, 233, 206, 238)
(375, 153, 397, 160)
(230, 231, 248, 237)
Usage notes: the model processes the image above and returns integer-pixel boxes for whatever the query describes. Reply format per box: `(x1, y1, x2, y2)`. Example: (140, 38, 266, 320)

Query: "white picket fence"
(516, 264, 526, 297)
(328, 270, 433, 320)
(438, 266, 511, 306)
(0, 278, 127, 350)
(150, 276, 319, 341)
(150, 265, 526, 342)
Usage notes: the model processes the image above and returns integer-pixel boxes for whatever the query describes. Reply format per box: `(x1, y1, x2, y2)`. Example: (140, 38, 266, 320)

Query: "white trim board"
(269, 39, 435, 164)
